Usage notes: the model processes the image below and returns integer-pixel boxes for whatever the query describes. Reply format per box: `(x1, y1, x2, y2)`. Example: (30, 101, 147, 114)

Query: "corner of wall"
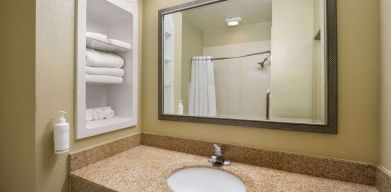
(379, 0, 391, 172)
(0, 0, 37, 191)
(34, 0, 144, 191)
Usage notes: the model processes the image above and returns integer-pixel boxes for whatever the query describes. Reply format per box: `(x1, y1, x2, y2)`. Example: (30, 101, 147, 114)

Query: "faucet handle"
(213, 144, 222, 156)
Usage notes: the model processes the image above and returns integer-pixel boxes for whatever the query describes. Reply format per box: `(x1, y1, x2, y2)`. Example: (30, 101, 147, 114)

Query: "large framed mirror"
(158, 0, 337, 133)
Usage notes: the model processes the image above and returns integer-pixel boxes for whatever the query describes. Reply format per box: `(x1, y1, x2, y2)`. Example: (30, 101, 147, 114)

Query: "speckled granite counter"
(71, 145, 378, 192)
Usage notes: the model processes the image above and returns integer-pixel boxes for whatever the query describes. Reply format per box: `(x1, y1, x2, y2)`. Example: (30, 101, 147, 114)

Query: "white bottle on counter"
(54, 111, 70, 154)
(178, 100, 184, 115)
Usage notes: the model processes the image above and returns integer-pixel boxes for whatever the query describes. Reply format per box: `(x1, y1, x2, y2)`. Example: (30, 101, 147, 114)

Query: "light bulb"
(226, 17, 241, 27)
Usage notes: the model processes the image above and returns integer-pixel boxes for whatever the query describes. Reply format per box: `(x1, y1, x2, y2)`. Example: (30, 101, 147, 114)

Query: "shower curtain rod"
(212, 50, 271, 60)
(211, 50, 271, 61)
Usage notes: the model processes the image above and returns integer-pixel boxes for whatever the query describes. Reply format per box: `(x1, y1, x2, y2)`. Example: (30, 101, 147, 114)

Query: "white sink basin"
(167, 167, 246, 192)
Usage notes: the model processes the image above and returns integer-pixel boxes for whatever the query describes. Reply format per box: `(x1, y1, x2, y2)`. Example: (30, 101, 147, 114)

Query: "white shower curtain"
(188, 56, 217, 117)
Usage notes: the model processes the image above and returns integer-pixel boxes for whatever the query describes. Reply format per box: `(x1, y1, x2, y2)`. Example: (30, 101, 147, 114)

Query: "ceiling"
(87, 0, 132, 24)
(181, 0, 272, 31)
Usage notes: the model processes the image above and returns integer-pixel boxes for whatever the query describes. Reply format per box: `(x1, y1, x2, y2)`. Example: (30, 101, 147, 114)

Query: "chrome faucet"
(208, 144, 231, 166)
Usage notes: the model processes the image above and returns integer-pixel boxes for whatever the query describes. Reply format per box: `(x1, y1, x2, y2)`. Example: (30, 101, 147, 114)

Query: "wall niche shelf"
(86, 37, 131, 53)
(76, 0, 139, 139)
(86, 117, 134, 130)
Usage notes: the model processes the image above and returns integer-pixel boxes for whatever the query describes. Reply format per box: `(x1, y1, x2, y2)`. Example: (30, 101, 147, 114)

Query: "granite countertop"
(71, 145, 378, 192)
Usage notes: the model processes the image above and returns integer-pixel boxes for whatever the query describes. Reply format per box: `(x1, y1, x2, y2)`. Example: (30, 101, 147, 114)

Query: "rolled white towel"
(86, 109, 93, 121)
(86, 32, 108, 42)
(103, 108, 115, 119)
(86, 48, 124, 68)
(85, 74, 123, 84)
(85, 66, 125, 77)
(92, 109, 104, 121)
(108, 39, 131, 49)
(98, 110, 105, 120)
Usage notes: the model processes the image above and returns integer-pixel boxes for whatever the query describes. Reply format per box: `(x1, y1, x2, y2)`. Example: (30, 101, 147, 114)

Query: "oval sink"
(167, 167, 246, 192)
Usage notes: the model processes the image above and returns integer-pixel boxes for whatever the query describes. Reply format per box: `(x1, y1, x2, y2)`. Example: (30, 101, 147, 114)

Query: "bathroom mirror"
(158, 0, 337, 133)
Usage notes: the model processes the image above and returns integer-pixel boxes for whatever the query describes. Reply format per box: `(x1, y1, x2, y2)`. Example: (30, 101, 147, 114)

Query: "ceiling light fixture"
(226, 16, 241, 27)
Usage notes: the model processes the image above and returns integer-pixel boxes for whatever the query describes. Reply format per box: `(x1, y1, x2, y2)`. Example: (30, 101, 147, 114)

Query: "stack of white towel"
(85, 32, 130, 84)
(86, 107, 115, 122)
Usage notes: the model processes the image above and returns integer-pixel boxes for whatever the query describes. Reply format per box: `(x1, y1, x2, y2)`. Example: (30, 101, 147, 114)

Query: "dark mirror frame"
(158, 0, 338, 134)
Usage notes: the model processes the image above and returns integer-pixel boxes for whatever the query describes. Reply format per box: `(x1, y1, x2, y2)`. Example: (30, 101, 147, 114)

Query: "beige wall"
(271, 0, 315, 120)
(0, 0, 36, 191)
(173, 13, 183, 112)
(312, 0, 326, 122)
(35, 0, 143, 191)
(180, 15, 204, 113)
(380, 0, 391, 171)
(143, 0, 379, 164)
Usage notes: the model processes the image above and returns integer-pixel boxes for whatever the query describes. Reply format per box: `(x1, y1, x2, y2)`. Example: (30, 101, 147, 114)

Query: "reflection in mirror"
(162, 0, 327, 125)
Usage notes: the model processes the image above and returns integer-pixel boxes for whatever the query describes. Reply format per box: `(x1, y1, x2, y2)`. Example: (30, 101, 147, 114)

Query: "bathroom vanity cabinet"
(76, 0, 138, 139)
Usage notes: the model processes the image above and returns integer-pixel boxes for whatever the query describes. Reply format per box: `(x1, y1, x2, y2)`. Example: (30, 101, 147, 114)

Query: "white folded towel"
(98, 110, 105, 120)
(86, 48, 125, 68)
(108, 39, 131, 49)
(86, 109, 93, 121)
(103, 108, 115, 119)
(92, 109, 104, 121)
(85, 66, 125, 77)
(85, 74, 124, 84)
(86, 32, 108, 42)
(87, 107, 116, 121)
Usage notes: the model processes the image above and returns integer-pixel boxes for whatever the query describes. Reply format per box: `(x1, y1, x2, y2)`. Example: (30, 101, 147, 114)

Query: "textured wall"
(380, 0, 391, 172)
(35, 0, 143, 191)
(142, 0, 380, 164)
(271, 0, 315, 119)
(0, 0, 36, 191)
(180, 15, 204, 113)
